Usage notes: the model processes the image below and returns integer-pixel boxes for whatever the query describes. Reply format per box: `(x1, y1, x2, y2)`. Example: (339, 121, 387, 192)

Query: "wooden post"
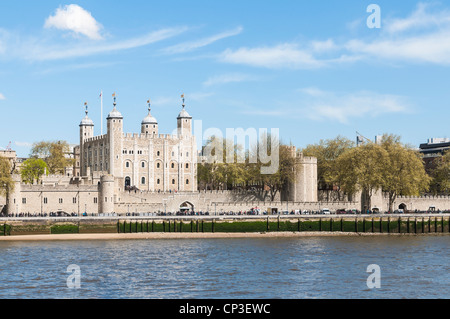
(398, 217, 401, 233)
(372, 218, 374, 233)
(380, 217, 383, 233)
(202, 220, 204, 233)
(319, 218, 322, 232)
(191, 220, 193, 233)
(174, 220, 176, 233)
(414, 217, 417, 234)
(340, 218, 343, 232)
(355, 218, 358, 233)
(363, 218, 366, 233)
(442, 216, 444, 233)
(123, 221, 126, 233)
(267, 217, 270, 232)
(387, 217, 390, 233)
(152, 221, 154, 232)
(422, 217, 425, 233)
(212, 219, 215, 233)
(117, 221, 120, 233)
(180, 220, 183, 233)
(298, 219, 300, 232)
(428, 217, 431, 233)
(435, 217, 438, 233)
(330, 218, 333, 232)
(407, 217, 410, 233)
(163, 221, 166, 233)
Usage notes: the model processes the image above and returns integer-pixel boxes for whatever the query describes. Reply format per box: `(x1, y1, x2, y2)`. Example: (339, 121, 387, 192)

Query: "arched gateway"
(180, 201, 194, 213)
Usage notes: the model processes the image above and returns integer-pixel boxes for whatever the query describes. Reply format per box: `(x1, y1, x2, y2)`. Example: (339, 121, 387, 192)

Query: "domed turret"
(80, 102, 94, 126)
(177, 94, 192, 137)
(141, 99, 158, 135)
(107, 93, 123, 120)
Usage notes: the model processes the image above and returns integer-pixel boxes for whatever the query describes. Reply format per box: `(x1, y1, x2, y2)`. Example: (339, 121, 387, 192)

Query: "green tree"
(21, 158, 48, 184)
(336, 142, 389, 211)
(379, 134, 431, 212)
(30, 141, 74, 175)
(302, 136, 355, 200)
(198, 136, 248, 190)
(431, 151, 450, 195)
(0, 156, 15, 214)
(249, 134, 299, 201)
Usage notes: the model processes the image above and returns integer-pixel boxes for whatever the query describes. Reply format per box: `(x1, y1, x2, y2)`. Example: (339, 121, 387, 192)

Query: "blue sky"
(1, 1, 450, 157)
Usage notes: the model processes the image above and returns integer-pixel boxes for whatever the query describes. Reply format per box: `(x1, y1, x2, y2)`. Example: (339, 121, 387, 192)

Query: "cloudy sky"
(1, 1, 449, 157)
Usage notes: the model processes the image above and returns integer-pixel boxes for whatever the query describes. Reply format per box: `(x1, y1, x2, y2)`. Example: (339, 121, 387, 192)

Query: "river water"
(0, 236, 449, 299)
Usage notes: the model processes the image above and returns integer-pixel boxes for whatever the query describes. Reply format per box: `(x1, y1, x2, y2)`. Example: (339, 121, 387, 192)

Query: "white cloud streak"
(219, 44, 327, 69)
(217, 4, 450, 69)
(2, 27, 189, 61)
(203, 73, 256, 86)
(162, 26, 243, 54)
(0, 93, 5, 100)
(15, 141, 32, 148)
(299, 89, 411, 124)
(44, 4, 104, 40)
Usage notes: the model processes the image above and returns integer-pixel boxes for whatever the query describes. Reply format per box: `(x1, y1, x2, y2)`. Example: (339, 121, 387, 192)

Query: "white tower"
(177, 94, 192, 138)
(141, 99, 158, 135)
(106, 93, 123, 178)
(79, 102, 94, 177)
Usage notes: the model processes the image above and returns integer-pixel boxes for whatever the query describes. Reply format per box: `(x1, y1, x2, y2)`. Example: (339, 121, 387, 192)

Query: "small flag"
(181, 94, 184, 98)
(99, 92, 102, 98)
(112, 92, 116, 97)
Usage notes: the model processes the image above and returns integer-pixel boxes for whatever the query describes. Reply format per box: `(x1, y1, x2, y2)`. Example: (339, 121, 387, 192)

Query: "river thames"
(0, 235, 449, 299)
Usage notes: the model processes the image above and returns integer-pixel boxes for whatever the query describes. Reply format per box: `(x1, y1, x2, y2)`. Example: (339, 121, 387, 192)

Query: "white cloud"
(5, 27, 188, 61)
(219, 44, 326, 69)
(44, 4, 104, 40)
(345, 30, 450, 65)
(0, 93, 5, 100)
(162, 26, 243, 54)
(298, 87, 327, 97)
(15, 141, 32, 148)
(385, 3, 450, 34)
(203, 73, 256, 86)
(299, 89, 411, 124)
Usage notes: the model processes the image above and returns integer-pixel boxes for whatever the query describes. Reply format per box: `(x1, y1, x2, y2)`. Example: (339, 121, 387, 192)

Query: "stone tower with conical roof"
(79, 102, 94, 177)
(177, 94, 192, 138)
(106, 93, 124, 178)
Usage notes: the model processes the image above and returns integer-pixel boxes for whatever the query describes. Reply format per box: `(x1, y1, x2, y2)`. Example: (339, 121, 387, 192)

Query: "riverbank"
(1, 231, 450, 241)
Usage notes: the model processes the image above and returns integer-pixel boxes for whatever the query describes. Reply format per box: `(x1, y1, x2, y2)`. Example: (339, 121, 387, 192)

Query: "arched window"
(157, 151, 160, 156)
(186, 179, 189, 185)
(125, 162, 130, 168)
(172, 179, 175, 184)
(157, 179, 160, 185)
(141, 177, 146, 185)
(186, 163, 189, 169)
(141, 161, 145, 168)
(157, 163, 160, 168)
(171, 163, 175, 168)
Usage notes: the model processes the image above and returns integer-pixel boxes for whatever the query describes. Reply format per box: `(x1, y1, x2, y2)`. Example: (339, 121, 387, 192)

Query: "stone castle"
(3, 94, 449, 215)
(0, 95, 319, 215)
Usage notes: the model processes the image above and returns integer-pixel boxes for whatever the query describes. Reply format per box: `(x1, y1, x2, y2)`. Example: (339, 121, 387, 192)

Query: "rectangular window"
(73, 197, 77, 204)
(59, 198, 63, 204)
(44, 197, 48, 204)
(22, 198, 26, 204)
(94, 197, 98, 204)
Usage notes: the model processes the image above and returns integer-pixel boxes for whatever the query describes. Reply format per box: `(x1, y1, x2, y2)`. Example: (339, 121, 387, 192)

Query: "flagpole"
(100, 90, 103, 135)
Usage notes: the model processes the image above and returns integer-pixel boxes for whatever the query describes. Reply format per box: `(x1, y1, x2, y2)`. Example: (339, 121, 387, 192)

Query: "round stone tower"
(7, 174, 21, 215)
(141, 99, 158, 135)
(99, 175, 115, 214)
